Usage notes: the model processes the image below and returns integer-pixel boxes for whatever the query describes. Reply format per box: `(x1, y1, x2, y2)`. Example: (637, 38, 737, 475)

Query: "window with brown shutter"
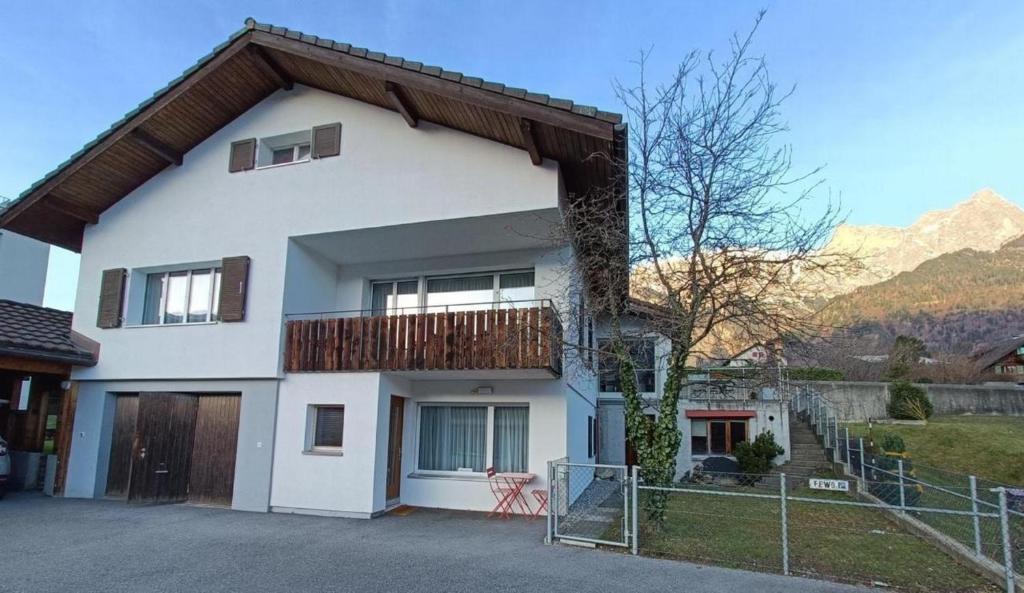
(228, 138, 257, 172)
(311, 123, 342, 159)
(218, 256, 250, 322)
(97, 268, 127, 328)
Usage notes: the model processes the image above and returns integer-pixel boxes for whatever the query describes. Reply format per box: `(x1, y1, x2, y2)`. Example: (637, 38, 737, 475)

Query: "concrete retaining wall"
(802, 381, 1024, 421)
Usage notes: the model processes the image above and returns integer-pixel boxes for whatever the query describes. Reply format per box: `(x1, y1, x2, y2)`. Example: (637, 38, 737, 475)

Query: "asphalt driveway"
(0, 493, 867, 593)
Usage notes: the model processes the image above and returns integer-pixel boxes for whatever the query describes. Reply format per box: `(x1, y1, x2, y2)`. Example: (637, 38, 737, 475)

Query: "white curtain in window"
(425, 275, 494, 312)
(497, 271, 535, 308)
(142, 273, 165, 325)
(418, 406, 486, 472)
(493, 407, 529, 472)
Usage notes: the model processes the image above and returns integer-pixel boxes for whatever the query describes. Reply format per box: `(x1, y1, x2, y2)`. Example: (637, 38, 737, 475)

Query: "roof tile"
(0, 300, 94, 364)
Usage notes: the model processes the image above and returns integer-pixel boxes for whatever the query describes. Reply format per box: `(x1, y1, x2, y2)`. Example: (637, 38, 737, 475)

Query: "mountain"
(823, 188, 1024, 296)
(821, 236, 1024, 354)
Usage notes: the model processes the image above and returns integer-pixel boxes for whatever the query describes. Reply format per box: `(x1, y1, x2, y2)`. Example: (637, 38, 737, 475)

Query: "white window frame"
(367, 268, 536, 314)
(255, 129, 313, 170)
(304, 404, 345, 455)
(412, 402, 530, 477)
(142, 267, 222, 326)
(597, 337, 658, 394)
(369, 278, 420, 315)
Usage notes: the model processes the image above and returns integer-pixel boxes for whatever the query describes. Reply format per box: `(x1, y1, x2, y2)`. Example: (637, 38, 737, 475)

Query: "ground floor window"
(417, 404, 529, 473)
(308, 405, 344, 451)
(691, 418, 748, 455)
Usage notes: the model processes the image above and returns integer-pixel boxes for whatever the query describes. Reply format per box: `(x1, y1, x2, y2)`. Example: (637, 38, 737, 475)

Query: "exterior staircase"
(772, 416, 832, 481)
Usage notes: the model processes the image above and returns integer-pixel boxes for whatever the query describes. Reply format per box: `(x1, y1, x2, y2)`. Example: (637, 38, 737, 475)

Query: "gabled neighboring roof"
(0, 18, 626, 253)
(974, 335, 1024, 371)
(0, 300, 97, 366)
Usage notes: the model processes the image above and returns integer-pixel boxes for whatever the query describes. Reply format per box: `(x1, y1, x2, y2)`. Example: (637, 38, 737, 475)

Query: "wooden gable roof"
(0, 19, 626, 253)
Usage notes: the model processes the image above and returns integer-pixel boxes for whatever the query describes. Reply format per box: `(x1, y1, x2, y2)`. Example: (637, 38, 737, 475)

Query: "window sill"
(255, 158, 311, 171)
(408, 472, 491, 483)
(302, 449, 344, 457)
(124, 321, 219, 329)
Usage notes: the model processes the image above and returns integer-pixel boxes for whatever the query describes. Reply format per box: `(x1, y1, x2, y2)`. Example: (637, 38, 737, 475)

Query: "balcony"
(284, 300, 563, 376)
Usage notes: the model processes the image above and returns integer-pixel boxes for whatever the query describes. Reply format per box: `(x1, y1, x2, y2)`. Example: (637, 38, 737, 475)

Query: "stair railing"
(789, 389, 849, 474)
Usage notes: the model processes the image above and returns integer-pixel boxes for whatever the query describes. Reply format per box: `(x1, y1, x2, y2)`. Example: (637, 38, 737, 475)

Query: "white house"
(594, 301, 791, 476)
(0, 20, 624, 516)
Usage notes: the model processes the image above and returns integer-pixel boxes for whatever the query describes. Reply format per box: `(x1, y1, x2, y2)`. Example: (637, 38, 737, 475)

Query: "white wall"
(0, 230, 49, 306)
(676, 400, 791, 476)
(400, 379, 566, 513)
(71, 85, 562, 382)
(270, 372, 388, 517)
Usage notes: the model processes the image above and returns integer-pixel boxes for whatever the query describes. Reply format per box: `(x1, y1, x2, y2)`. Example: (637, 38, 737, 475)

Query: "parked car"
(0, 434, 9, 499)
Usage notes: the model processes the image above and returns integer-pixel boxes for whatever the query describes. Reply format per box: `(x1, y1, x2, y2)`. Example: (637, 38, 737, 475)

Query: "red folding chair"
(486, 467, 515, 519)
(530, 489, 548, 517)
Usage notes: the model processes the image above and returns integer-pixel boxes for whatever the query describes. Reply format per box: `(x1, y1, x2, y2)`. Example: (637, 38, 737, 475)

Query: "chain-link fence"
(795, 389, 1024, 583)
(634, 469, 1018, 592)
(548, 460, 629, 548)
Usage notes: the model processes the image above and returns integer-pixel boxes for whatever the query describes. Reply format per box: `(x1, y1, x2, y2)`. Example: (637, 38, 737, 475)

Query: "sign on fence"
(809, 478, 849, 492)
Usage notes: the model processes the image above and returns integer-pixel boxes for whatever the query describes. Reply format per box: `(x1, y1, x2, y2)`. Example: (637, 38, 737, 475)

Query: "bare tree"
(563, 13, 856, 507)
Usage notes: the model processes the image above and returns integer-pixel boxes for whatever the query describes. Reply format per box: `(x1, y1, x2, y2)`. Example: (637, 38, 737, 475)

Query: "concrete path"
(0, 493, 869, 593)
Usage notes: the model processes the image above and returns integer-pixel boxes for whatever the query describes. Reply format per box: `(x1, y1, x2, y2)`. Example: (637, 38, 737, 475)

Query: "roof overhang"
(0, 19, 628, 267)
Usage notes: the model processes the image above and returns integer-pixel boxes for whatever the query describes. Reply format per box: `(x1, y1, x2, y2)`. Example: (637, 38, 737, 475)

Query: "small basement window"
(257, 130, 312, 168)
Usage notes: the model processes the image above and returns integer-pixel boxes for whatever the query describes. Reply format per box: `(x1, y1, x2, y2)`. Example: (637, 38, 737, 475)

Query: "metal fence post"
(832, 417, 839, 463)
(844, 426, 851, 467)
(858, 437, 866, 492)
(780, 473, 790, 576)
(552, 462, 560, 540)
(631, 465, 639, 556)
(545, 460, 553, 545)
(997, 488, 1015, 593)
(969, 475, 982, 557)
(897, 459, 906, 511)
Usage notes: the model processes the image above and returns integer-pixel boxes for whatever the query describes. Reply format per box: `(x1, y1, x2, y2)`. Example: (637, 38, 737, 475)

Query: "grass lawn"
(635, 489, 998, 592)
(845, 416, 1024, 486)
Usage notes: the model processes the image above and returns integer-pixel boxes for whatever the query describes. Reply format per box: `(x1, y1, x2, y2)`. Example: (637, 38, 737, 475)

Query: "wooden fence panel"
(283, 305, 562, 375)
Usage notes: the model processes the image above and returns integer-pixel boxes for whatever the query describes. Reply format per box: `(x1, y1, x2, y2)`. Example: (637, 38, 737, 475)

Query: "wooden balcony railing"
(284, 303, 562, 375)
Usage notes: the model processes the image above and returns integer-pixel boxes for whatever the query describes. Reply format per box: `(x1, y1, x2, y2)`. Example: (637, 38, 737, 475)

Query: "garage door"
(105, 392, 240, 506)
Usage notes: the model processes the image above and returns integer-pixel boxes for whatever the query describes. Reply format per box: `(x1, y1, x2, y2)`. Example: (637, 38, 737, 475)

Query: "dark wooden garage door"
(188, 394, 241, 506)
(128, 392, 199, 504)
(105, 394, 139, 498)
(106, 392, 241, 506)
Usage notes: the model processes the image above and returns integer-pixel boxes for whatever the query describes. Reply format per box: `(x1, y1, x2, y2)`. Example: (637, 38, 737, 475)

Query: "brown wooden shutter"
(311, 123, 341, 159)
(228, 139, 256, 172)
(218, 256, 250, 322)
(96, 268, 127, 329)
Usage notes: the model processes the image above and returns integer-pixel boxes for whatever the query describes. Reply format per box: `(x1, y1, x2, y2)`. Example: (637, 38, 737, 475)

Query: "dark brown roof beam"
(249, 45, 294, 91)
(130, 129, 183, 166)
(44, 195, 99, 225)
(519, 119, 542, 166)
(385, 82, 418, 128)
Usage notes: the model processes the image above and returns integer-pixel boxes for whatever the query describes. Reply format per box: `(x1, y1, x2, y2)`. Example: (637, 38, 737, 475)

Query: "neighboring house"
(594, 300, 790, 476)
(0, 228, 49, 306)
(0, 20, 625, 516)
(973, 335, 1024, 381)
(0, 300, 97, 493)
(709, 342, 787, 368)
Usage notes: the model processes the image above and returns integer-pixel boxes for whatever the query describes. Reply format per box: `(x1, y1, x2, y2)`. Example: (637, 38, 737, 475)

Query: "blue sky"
(2, 1, 1022, 310)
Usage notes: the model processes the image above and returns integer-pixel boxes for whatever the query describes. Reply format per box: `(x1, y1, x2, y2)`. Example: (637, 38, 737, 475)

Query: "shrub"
(880, 432, 906, 454)
(887, 381, 933, 420)
(735, 431, 785, 475)
(787, 367, 845, 381)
